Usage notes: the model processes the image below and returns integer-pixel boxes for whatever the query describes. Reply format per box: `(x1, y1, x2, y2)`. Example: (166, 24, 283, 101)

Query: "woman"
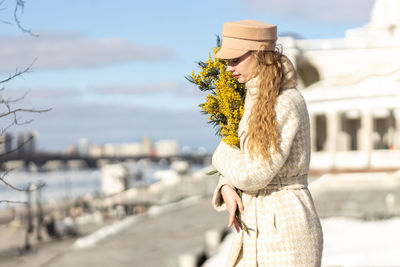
(212, 20, 323, 267)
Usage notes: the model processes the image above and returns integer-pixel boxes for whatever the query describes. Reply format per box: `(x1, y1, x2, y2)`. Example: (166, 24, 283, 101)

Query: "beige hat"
(215, 20, 277, 59)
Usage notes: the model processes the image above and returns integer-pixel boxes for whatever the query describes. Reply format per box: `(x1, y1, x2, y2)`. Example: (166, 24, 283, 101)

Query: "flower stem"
(234, 188, 254, 235)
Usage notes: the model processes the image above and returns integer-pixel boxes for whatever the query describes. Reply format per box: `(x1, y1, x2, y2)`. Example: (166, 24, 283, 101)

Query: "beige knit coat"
(211, 57, 323, 267)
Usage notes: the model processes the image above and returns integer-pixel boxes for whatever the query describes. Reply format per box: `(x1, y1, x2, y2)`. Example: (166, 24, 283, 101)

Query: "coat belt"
(244, 174, 308, 196)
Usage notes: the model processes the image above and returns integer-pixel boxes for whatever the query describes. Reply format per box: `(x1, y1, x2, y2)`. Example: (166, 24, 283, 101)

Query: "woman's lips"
(233, 74, 240, 78)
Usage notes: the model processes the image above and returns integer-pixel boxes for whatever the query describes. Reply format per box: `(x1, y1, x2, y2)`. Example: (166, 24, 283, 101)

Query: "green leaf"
(206, 170, 219, 175)
(216, 35, 222, 47)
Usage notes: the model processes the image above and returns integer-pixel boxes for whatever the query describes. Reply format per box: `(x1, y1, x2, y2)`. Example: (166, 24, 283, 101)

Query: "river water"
(0, 161, 204, 208)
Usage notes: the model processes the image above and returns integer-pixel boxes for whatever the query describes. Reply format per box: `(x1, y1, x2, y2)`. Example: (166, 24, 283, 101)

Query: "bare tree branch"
(0, 17, 11, 24)
(13, 0, 38, 37)
(0, 84, 52, 134)
(0, 135, 39, 160)
(0, 103, 52, 135)
(0, 90, 30, 104)
(0, 134, 32, 157)
(0, 200, 27, 204)
(0, 107, 51, 119)
(0, 0, 8, 10)
(0, 0, 11, 24)
(0, 59, 36, 85)
(0, 168, 46, 191)
(0, 0, 48, 206)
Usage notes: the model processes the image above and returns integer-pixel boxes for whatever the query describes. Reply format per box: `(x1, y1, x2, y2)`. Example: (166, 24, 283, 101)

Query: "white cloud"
(5, 86, 80, 99)
(89, 81, 202, 96)
(4, 81, 205, 113)
(0, 32, 174, 73)
(241, 0, 376, 24)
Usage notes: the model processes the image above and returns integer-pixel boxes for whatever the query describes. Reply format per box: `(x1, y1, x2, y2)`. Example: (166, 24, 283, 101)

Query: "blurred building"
(280, 0, 400, 171)
(89, 144, 103, 157)
(0, 133, 13, 154)
(67, 144, 77, 155)
(141, 136, 153, 156)
(77, 138, 89, 156)
(102, 143, 116, 157)
(119, 143, 142, 157)
(154, 140, 180, 157)
(17, 131, 36, 154)
(91, 142, 144, 157)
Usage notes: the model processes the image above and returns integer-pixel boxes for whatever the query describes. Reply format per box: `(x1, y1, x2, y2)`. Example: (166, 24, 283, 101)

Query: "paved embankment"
(1, 196, 228, 267)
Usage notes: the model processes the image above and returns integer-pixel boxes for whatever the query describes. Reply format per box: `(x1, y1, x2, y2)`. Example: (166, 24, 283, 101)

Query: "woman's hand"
(221, 184, 244, 232)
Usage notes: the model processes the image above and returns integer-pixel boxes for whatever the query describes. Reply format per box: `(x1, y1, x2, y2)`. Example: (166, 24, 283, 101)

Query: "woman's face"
(226, 52, 256, 84)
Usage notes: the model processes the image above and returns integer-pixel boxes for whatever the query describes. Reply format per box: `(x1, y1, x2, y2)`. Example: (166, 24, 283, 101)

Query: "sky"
(0, 0, 376, 153)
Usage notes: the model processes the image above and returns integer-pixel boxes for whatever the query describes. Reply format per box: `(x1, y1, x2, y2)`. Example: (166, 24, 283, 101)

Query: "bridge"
(0, 151, 211, 170)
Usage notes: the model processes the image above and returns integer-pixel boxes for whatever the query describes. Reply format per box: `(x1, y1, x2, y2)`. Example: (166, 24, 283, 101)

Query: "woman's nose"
(226, 65, 234, 73)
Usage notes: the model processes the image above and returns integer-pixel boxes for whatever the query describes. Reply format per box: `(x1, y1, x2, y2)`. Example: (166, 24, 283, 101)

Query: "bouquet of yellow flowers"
(186, 38, 246, 147)
(186, 38, 253, 234)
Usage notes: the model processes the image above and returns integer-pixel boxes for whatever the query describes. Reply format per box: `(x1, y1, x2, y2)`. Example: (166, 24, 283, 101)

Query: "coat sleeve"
(211, 95, 300, 192)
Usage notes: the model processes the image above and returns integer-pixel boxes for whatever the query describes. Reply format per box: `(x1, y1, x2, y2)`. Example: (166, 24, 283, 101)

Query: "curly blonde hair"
(246, 48, 284, 161)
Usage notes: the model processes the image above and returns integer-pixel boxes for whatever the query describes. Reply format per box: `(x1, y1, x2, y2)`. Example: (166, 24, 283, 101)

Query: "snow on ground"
(321, 217, 400, 266)
(203, 217, 400, 267)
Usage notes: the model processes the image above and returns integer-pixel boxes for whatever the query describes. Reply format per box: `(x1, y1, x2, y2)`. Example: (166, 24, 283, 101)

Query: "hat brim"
(215, 36, 276, 59)
(215, 47, 249, 59)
